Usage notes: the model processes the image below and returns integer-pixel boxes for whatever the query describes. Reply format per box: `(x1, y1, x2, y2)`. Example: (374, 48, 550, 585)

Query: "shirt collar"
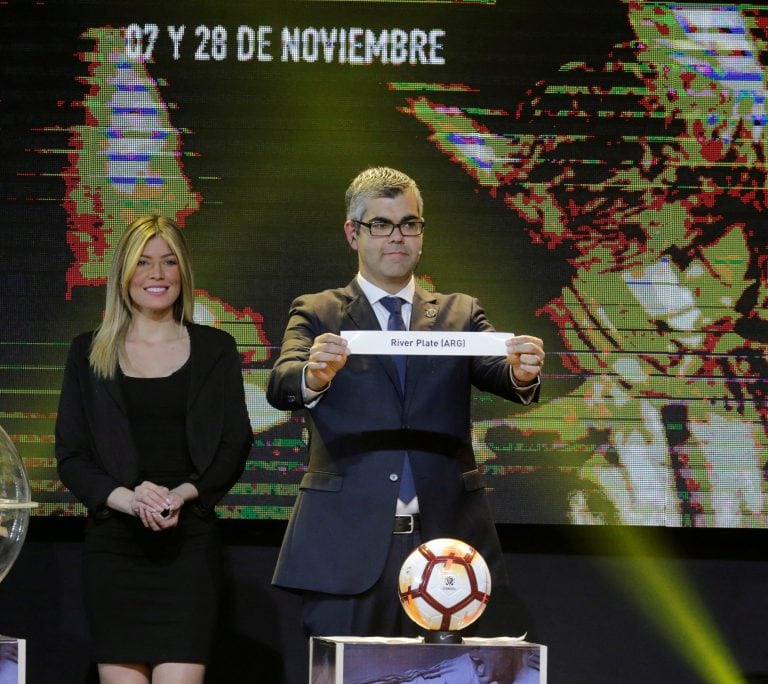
(356, 273, 415, 306)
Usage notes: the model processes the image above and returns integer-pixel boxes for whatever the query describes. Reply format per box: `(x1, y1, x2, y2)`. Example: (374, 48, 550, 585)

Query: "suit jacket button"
(389, 473, 399, 482)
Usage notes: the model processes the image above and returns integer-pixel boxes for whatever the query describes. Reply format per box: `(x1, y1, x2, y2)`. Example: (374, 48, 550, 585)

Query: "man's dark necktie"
(379, 296, 416, 504)
(380, 296, 407, 388)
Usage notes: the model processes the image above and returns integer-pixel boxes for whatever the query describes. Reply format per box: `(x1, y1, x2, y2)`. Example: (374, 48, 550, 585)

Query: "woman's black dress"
(83, 361, 223, 663)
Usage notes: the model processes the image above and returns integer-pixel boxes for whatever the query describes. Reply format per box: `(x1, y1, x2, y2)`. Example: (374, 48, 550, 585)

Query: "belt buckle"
(394, 514, 414, 535)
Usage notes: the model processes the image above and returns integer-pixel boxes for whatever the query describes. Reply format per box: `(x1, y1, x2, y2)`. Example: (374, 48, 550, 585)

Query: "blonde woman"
(55, 215, 253, 683)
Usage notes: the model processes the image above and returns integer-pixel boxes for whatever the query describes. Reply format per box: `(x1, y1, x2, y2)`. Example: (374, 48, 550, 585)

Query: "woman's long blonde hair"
(89, 215, 195, 379)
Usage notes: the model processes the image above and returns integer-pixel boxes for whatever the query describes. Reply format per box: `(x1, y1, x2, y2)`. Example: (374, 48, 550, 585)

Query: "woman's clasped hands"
(132, 481, 182, 531)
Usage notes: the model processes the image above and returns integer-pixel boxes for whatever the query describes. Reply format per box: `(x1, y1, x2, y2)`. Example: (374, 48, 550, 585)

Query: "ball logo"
(441, 574, 457, 591)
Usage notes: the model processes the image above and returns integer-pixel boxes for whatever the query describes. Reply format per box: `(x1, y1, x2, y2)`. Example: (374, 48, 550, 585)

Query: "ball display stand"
(309, 636, 546, 683)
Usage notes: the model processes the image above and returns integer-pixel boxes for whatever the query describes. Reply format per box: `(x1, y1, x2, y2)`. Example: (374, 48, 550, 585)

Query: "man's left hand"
(506, 334, 545, 386)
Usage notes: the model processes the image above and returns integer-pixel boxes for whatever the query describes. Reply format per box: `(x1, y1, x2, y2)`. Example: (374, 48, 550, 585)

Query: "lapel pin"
(425, 308, 438, 319)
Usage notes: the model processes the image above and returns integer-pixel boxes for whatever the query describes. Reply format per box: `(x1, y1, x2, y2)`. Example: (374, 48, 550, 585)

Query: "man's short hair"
(345, 167, 424, 220)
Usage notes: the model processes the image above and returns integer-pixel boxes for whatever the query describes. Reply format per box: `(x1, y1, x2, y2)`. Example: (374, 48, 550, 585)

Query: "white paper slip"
(341, 330, 514, 356)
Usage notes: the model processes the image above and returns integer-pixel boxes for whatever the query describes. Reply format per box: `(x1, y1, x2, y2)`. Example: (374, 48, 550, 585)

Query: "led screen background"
(1, 0, 767, 526)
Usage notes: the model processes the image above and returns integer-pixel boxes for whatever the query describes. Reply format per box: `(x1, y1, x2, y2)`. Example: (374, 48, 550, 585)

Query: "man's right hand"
(305, 333, 349, 390)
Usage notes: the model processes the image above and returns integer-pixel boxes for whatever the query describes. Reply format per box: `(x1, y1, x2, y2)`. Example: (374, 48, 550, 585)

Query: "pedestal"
(0, 635, 25, 684)
(310, 636, 546, 683)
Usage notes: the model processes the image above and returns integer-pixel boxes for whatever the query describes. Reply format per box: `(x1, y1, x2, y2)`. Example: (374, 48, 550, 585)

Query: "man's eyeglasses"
(354, 219, 425, 237)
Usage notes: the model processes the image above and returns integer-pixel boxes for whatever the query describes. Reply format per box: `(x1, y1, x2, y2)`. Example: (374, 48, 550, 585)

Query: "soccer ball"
(398, 538, 492, 632)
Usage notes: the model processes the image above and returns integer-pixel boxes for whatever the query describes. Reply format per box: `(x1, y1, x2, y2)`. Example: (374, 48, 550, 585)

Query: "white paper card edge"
(341, 331, 513, 356)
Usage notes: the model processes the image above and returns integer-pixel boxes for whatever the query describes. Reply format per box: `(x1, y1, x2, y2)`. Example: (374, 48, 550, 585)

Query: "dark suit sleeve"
(266, 294, 324, 411)
(188, 333, 253, 513)
(55, 337, 122, 513)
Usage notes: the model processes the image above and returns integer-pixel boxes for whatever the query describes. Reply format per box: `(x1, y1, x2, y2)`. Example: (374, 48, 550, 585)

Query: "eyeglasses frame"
(353, 218, 426, 238)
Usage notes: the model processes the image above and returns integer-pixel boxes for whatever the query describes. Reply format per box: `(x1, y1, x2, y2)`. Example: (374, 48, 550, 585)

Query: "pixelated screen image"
(2, 0, 767, 527)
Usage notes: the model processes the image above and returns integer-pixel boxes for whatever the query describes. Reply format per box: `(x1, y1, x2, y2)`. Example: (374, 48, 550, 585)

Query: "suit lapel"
(92, 371, 139, 486)
(186, 324, 218, 410)
(343, 281, 380, 331)
(102, 374, 127, 416)
(342, 280, 404, 397)
(405, 287, 440, 397)
(410, 287, 439, 332)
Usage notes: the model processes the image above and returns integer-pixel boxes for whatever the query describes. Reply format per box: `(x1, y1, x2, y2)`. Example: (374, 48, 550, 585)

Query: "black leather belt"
(393, 514, 420, 534)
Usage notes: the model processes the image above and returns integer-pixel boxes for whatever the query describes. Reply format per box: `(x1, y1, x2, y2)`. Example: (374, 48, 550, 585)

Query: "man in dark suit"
(267, 167, 545, 637)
